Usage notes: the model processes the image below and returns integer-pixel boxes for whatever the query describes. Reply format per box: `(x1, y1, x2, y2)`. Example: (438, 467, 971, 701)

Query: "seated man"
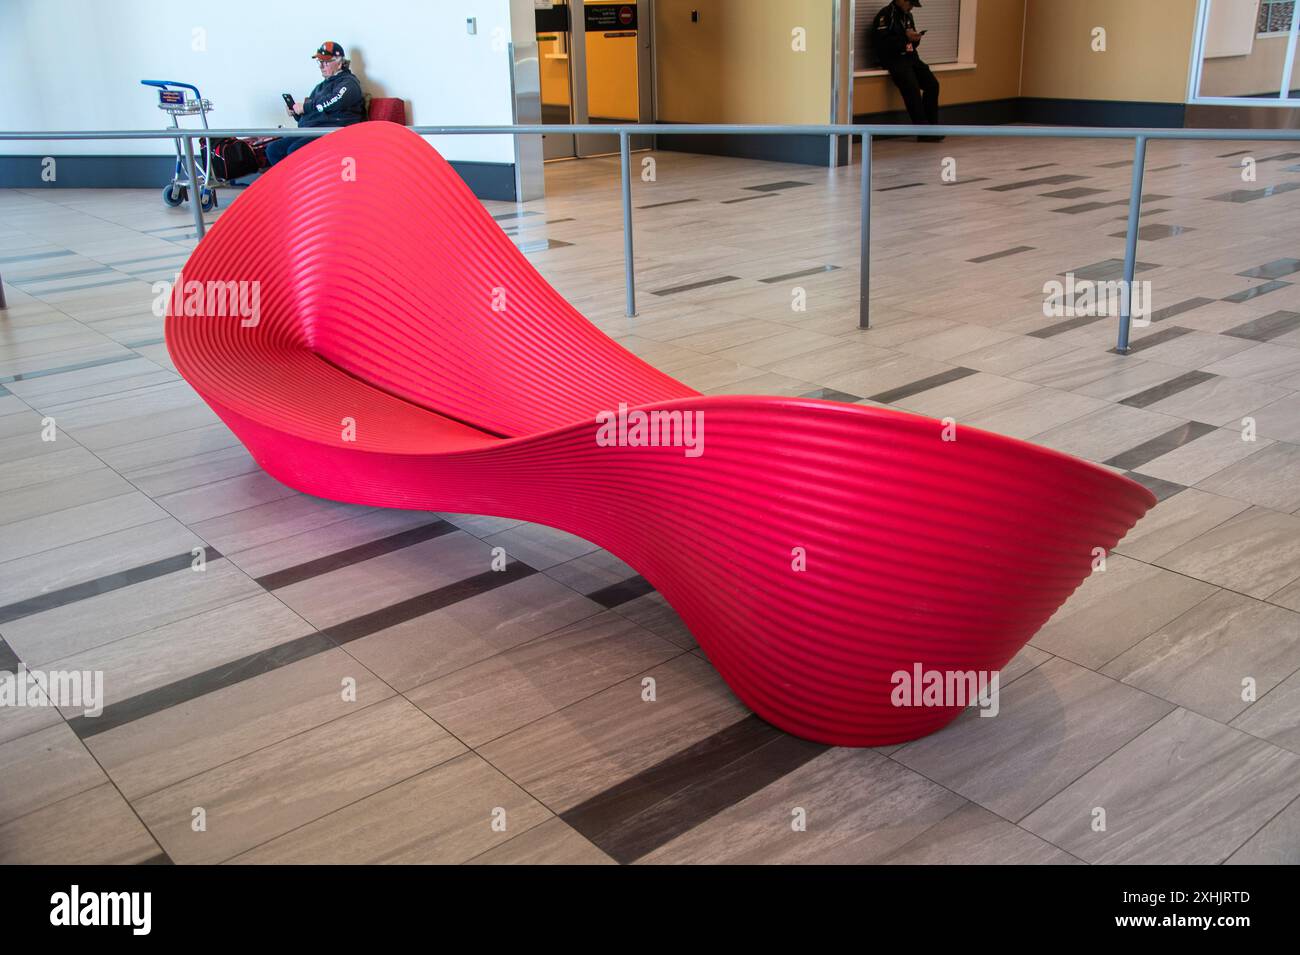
(266, 41, 367, 166)
(871, 0, 943, 142)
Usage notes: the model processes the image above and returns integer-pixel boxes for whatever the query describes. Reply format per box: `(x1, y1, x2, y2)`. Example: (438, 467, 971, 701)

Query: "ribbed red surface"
(166, 123, 1156, 746)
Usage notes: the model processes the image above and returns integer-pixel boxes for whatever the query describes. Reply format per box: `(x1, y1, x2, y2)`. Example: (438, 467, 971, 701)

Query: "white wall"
(0, 0, 520, 163)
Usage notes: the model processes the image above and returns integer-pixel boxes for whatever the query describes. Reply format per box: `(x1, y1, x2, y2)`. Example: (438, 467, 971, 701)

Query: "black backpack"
(208, 138, 260, 181)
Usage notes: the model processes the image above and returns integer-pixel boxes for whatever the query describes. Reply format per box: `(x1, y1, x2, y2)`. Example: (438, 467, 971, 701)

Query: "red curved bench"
(165, 122, 1155, 746)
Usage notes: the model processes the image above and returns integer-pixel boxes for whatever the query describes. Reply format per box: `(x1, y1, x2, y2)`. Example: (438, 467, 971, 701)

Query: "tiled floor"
(2, 133, 1300, 865)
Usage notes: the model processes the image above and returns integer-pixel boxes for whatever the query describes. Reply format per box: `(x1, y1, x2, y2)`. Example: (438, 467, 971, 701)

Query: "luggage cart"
(141, 79, 221, 212)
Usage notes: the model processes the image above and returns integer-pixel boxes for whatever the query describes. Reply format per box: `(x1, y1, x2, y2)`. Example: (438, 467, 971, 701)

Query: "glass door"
(537, 1, 653, 160)
(1192, 0, 1300, 103)
(537, 1, 577, 160)
(575, 1, 652, 156)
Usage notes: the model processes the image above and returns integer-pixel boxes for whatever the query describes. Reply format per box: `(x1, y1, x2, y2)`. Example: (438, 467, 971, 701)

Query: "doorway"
(536, 1, 654, 159)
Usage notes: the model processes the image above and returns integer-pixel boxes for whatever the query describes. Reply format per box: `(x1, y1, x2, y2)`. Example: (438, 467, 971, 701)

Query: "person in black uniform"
(871, 0, 943, 142)
(266, 41, 368, 166)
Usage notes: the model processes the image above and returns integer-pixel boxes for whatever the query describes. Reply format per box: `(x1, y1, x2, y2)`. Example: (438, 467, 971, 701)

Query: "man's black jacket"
(871, 2, 924, 67)
(299, 67, 366, 128)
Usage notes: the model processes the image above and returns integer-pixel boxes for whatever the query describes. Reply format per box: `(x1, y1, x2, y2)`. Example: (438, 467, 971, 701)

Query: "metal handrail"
(5, 122, 1300, 350)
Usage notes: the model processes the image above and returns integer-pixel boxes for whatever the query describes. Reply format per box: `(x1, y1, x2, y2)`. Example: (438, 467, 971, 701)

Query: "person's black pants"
(886, 58, 940, 125)
(265, 136, 311, 166)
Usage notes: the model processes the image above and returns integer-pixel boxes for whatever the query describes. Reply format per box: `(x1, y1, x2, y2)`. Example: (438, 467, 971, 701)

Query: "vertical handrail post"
(182, 135, 206, 240)
(1117, 134, 1148, 353)
(859, 131, 872, 329)
(0, 270, 7, 309)
(619, 130, 636, 317)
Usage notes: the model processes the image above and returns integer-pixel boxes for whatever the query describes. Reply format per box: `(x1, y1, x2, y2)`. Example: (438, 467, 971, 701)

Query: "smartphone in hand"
(281, 92, 295, 115)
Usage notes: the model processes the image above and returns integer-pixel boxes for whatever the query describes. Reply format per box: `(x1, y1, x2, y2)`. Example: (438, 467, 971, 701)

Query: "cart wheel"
(199, 188, 217, 212)
(162, 184, 185, 207)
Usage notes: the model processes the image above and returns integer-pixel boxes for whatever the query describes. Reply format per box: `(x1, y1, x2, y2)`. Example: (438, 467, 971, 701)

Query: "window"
(854, 0, 962, 71)
(1191, 0, 1300, 103)
(1258, 0, 1296, 34)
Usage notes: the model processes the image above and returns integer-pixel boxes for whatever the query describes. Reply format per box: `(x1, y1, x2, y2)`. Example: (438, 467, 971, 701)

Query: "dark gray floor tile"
(868, 366, 977, 403)
(1148, 296, 1214, 323)
(1028, 315, 1105, 339)
(744, 180, 810, 192)
(758, 264, 839, 284)
(968, 245, 1034, 263)
(1040, 187, 1105, 199)
(987, 174, 1087, 192)
(1051, 200, 1128, 214)
(1106, 223, 1193, 241)
(1103, 420, 1216, 470)
(1118, 370, 1217, 409)
(1125, 471, 1186, 502)
(1237, 258, 1300, 280)
(1222, 309, 1300, 342)
(562, 715, 824, 863)
(0, 353, 137, 385)
(1207, 182, 1300, 202)
(1222, 281, 1292, 304)
(650, 276, 741, 296)
(1068, 259, 1159, 282)
(799, 387, 864, 403)
(637, 198, 699, 210)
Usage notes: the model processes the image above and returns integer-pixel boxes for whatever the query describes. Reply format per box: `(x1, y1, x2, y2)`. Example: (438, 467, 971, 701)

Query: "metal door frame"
(537, 0, 577, 160)
(571, 0, 654, 157)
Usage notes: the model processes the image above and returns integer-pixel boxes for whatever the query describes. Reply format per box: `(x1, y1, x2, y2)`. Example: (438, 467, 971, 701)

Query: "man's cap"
(312, 41, 345, 60)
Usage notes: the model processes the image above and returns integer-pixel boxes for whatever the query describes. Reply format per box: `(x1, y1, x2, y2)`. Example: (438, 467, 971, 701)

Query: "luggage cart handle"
(141, 79, 203, 99)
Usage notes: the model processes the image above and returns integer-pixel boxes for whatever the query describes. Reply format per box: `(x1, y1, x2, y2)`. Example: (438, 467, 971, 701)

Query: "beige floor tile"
(134, 697, 464, 864)
(347, 573, 602, 692)
(87, 648, 396, 799)
(407, 612, 679, 747)
(1102, 590, 1300, 722)
(468, 815, 615, 864)
(1030, 554, 1217, 669)
(1243, 391, 1300, 444)
(1028, 404, 1186, 463)
(482, 521, 600, 570)
(1137, 427, 1271, 485)
(894, 371, 1039, 420)
(0, 723, 106, 825)
(230, 753, 552, 864)
(1113, 488, 1250, 562)
(880, 803, 1081, 865)
(478, 654, 749, 813)
(0, 784, 160, 864)
(892, 657, 1173, 822)
(1021, 708, 1300, 864)
(3, 560, 262, 669)
(1155, 505, 1300, 598)
(1142, 375, 1292, 427)
(964, 386, 1107, 440)
(1224, 794, 1300, 864)
(1195, 441, 1300, 512)
(640, 748, 964, 864)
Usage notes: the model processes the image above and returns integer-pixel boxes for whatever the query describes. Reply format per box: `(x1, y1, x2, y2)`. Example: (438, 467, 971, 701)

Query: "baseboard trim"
(855, 97, 1185, 129)
(449, 160, 518, 201)
(0, 153, 518, 201)
(655, 132, 838, 167)
(1015, 97, 1186, 128)
(660, 97, 1184, 167)
(854, 97, 1021, 128)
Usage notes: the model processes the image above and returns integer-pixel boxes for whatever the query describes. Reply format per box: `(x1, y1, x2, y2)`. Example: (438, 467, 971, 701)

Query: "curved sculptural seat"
(165, 122, 1155, 746)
